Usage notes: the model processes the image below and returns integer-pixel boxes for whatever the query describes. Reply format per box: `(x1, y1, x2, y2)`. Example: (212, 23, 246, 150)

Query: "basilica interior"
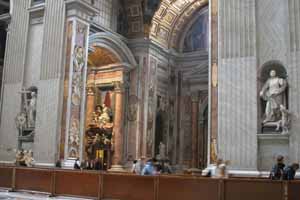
(1, 0, 300, 199)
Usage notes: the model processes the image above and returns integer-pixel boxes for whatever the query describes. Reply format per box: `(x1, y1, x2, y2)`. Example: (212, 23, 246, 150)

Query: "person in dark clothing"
(94, 158, 101, 170)
(283, 163, 299, 180)
(55, 159, 62, 168)
(270, 155, 285, 180)
(74, 158, 81, 170)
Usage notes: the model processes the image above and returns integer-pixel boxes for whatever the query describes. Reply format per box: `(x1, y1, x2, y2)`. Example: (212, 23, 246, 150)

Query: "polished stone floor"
(0, 191, 90, 200)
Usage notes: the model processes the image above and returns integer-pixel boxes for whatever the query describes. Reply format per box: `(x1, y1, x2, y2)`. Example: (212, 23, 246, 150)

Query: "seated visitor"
(55, 159, 62, 168)
(73, 158, 81, 170)
(283, 163, 299, 180)
(133, 156, 146, 175)
(161, 160, 172, 174)
(270, 155, 285, 180)
(142, 159, 155, 175)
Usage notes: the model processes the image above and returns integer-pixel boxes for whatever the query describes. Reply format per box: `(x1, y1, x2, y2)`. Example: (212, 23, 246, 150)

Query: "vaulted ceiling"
(88, 47, 120, 67)
(150, 0, 208, 49)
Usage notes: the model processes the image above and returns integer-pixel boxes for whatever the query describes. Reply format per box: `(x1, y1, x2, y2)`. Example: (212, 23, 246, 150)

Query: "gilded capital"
(86, 86, 95, 96)
(113, 81, 124, 93)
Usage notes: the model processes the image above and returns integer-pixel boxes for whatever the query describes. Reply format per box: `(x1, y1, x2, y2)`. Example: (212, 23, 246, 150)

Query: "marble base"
(63, 159, 76, 169)
(257, 133, 289, 171)
(188, 168, 202, 175)
(108, 165, 125, 172)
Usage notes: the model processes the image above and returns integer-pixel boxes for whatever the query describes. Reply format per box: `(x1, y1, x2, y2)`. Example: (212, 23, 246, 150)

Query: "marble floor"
(0, 191, 91, 200)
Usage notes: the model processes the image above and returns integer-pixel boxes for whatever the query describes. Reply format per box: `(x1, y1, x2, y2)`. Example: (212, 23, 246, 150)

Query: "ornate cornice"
(65, 0, 98, 21)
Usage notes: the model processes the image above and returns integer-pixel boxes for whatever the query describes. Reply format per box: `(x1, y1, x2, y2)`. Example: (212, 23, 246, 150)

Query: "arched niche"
(258, 60, 289, 132)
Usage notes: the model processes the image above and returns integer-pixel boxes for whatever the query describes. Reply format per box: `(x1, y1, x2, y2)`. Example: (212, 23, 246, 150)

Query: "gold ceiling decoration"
(88, 47, 120, 67)
(150, 0, 208, 49)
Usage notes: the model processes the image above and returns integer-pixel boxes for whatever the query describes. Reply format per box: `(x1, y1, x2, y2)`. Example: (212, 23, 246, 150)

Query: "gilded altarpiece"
(63, 19, 89, 160)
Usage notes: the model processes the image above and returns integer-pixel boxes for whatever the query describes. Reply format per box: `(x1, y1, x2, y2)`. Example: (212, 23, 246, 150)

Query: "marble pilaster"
(191, 92, 200, 168)
(110, 81, 125, 171)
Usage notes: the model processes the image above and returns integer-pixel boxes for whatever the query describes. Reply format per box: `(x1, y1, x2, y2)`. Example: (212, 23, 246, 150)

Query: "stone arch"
(150, 0, 208, 49)
(259, 60, 287, 83)
(88, 32, 137, 67)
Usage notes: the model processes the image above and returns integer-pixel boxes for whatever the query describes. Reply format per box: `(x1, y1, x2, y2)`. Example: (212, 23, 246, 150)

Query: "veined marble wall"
(0, 1, 83, 165)
(218, 0, 300, 171)
(218, 0, 257, 170)
(0, 1, 30, 162)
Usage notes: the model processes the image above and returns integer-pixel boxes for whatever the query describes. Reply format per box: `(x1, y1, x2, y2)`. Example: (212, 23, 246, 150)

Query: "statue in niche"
(16, 88, 38, 131)
(260, 69, 287, 124)
(99, 104, 111, 125)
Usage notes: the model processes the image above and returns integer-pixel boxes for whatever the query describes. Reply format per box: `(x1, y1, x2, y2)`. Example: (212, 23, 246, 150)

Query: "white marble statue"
(260, 69, 287, 124)
(276, 105, 290, 134)
(24, 150, 35, 167)
(98, 104, 111, 125)
(159, 142, 166, 159)
(27, 91, 37, 128)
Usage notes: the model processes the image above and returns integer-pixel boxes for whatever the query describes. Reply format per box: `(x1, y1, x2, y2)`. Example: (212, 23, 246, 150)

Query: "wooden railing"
(0, 166, 299, 200)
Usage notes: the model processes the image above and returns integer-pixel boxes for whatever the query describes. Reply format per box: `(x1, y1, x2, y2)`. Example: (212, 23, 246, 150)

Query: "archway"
(84, 33, 136, 170)
(150, 1, 210, 169)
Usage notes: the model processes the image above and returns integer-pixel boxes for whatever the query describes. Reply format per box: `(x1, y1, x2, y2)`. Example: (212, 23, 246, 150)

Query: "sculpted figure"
(24, 150, 35, 167)
(260, 70, 287, 124)
(27, 91, 37, 128)
(159, 142, 166, 159)
(99, 104, 111, 125)
(276, 105, 290, 134)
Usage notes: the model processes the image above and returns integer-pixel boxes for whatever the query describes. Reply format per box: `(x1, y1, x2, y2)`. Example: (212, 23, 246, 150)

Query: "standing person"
(283, 163, 299, 180)
(134, 156, 146, 175)
(131, 160, 138, 173)
(270, 155, 285, 180)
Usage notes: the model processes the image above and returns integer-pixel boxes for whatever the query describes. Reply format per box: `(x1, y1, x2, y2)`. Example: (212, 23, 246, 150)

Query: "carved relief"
(66, 20, 89, 158)
(128, 95, 139, 122)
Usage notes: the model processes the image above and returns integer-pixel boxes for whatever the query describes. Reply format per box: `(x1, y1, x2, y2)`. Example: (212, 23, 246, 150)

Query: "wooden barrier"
(288, 181, 300, 200)
(224, 179, 283, 200)
(1, 166, 300, 200)
(15, 167, 53, 193)
(54, 169, 100, 198)
(158, 176, 219, 200)
(102, 173, 156, 200)
(0, 166, 13, 188)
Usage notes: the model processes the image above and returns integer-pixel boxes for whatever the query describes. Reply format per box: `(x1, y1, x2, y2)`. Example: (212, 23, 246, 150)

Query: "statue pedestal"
(188, 168, 202, 175)
(63, 159, 76, 169)
(261, 122, 280, 133)
(257, 133, 289, 171)
(108, 165, 125, 172)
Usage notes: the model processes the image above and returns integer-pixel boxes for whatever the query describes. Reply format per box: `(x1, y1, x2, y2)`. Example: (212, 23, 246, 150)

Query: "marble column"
(85, 71, 96, 126)
(85, 87, 95, 126)
(110, 81, 125, 171)
(191, 92, 200, 169)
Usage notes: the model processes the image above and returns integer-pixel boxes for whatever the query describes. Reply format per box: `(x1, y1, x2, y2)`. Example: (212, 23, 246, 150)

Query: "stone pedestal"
(257, 133, 289, 171)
